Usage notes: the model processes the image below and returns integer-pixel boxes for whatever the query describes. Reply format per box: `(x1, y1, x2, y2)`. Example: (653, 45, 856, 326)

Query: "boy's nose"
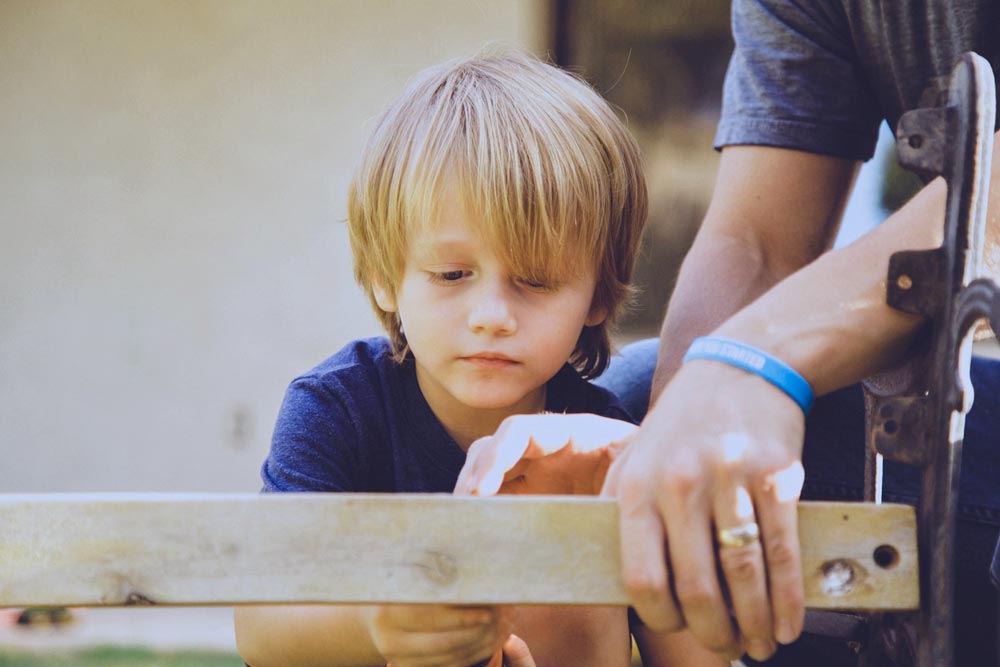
(467, 282, 517, 335)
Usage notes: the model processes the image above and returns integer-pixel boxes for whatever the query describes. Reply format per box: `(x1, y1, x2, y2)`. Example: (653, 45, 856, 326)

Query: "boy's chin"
(459, 393, 529, 411)
(454, 385, 541, 412)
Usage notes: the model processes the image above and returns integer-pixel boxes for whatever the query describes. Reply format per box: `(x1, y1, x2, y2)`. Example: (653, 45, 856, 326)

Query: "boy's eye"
(517, 277, 557, 291)
(430, 270, 468, 283)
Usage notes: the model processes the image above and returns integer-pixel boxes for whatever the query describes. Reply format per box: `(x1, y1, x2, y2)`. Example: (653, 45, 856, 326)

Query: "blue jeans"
(595, 339, 1000, 665)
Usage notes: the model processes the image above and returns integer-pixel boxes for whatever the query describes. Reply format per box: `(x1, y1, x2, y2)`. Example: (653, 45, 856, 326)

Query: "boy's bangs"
(400, 151, 596, 286)
(445, 90, 609, 283)
(378, 48, 636, 294)
(464, 163, 597, 285)
(398, 115, 606, 286)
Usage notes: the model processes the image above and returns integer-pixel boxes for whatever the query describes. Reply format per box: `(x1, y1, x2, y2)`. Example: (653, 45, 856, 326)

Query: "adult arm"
(650, 145, 860, 396)
(609, 131, 999, 662)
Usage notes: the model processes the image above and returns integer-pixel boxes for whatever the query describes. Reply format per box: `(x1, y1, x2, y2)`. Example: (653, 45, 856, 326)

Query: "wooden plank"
(0, 494, 917, 610)
(799, 501, 918, 610)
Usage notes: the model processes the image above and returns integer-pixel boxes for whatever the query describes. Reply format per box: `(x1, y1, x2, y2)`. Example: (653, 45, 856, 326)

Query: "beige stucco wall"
(0, 1, 546, 491)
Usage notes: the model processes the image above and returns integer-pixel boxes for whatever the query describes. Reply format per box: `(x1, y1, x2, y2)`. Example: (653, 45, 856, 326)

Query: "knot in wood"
(416, 551, 458, 586)
(125, 591, 155, 606)
(820, 559, 858, 596)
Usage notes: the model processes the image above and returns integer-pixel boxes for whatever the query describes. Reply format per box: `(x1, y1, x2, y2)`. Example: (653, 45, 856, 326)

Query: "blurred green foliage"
(880, 147, 925, 212)
(557, 0, 732, 123)
(0, 645, 637, 667)
(555, 0, 731, 334)
(0, 647, 242, 667)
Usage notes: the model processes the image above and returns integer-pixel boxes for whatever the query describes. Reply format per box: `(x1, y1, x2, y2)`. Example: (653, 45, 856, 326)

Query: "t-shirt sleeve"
(261, 376, 363, 493)
(603, 402, 636, 425)
(715, 0, 882, 160)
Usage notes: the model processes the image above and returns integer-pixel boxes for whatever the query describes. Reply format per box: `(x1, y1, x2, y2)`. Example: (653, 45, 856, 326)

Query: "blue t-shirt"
(262, 337, 633, 493)
(716, 0, 1000, 160)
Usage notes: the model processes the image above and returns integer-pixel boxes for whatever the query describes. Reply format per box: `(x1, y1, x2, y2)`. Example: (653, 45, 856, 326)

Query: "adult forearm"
(234, 604, 381, 667)
(716, 177, 950, 396)
(651, 228, 792, 398)
(667, 128, 998, 398)
(651, 146, 859, 398)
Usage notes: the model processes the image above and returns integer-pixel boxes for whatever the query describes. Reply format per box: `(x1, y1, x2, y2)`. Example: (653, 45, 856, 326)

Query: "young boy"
(234, 49, 726, 667)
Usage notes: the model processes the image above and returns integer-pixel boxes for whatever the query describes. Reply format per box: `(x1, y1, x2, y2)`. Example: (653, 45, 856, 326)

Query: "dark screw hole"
(884, 420, 898, 434)
(873, 544, 900, 569)
(908, 134, 924, 149)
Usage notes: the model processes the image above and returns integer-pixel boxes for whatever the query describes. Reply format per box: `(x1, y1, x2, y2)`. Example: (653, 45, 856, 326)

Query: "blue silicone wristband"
(682, 336, 814, 414)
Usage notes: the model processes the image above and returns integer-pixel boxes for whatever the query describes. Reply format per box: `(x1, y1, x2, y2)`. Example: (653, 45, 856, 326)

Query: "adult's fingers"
(713, 485, 774, 661)
(662, 486, 739, 658)
(612, 465, 685, 632)
(754, 461, 806, 645)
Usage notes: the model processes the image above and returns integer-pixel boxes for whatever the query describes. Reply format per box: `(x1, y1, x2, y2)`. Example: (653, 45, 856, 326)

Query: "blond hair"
(347, 48, 647, 379)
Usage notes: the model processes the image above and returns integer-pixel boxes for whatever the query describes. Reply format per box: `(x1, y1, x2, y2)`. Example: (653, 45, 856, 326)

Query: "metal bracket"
(861, 52, 997, 667)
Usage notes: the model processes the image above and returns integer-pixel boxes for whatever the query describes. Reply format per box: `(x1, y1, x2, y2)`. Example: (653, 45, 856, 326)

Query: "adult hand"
(454, 413, 636, 496)
(602, 360, 806, 662)
(368, 604, 515, 667)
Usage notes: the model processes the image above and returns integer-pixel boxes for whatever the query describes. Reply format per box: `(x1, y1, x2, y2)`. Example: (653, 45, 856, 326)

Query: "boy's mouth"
(462, 352, 518, 368)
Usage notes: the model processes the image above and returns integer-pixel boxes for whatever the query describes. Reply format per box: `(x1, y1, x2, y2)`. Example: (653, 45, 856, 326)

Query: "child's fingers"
(454, 437, 496, 495)
(500, 413, 636, 453)
(498, 457, 532, 487)
(377, 604, 493, 632)
(447, 644, 503, 667)
(457, 414, 636, 495)
(380, 621, 505, 667)
(455, 434, 530, 496)
(455, 435, 526, 496)
(474, 426, 533, 495)
(405, 629, 497, 667)
(502, 634, 536, 667)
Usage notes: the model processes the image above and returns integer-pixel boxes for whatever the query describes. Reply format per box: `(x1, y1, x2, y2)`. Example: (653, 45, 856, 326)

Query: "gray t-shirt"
(716, 0, 1000, 160)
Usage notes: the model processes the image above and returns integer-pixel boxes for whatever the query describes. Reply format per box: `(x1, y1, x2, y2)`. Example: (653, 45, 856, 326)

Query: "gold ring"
(717, 522, 760, 548)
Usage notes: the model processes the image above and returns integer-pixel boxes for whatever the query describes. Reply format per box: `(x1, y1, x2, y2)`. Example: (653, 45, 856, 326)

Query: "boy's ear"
(372, 282, 398, 313)
(585, 301, 608, 327)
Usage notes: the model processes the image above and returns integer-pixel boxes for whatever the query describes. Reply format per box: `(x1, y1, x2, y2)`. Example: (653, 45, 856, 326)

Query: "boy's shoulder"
(547, 365, 636, 424)
(294, 336, 398, 387)
(283, 337, 407, 419)
(267, 337, 414, 494)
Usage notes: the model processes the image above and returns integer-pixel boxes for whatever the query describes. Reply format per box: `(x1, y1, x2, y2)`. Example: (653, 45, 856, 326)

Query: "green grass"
(0, 645, 645, 666)
(0, 647, 244, 667)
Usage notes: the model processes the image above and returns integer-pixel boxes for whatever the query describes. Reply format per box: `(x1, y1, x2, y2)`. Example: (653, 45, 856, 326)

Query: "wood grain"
(0, 494, 917, 610)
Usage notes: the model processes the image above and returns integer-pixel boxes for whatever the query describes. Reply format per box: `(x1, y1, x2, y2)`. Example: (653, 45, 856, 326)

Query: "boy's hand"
(501, 634, 535, 667)
(454, 413, 636, 496)
(368, 604, 515, 667)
